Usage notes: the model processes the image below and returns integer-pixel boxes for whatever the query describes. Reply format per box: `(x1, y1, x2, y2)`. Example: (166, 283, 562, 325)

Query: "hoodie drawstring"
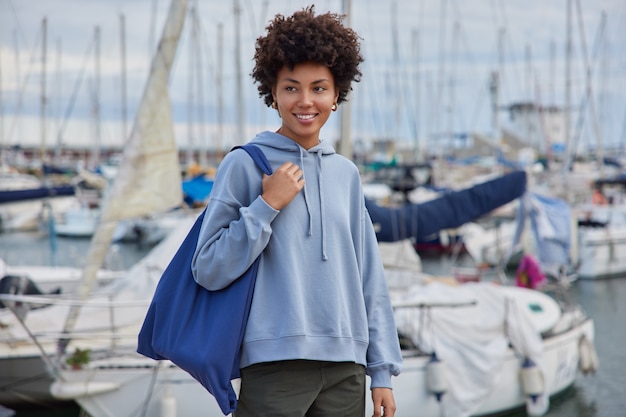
(299, 148, 314, 238)
(299, 147, 328, 261)
(316, 149, 328, 261)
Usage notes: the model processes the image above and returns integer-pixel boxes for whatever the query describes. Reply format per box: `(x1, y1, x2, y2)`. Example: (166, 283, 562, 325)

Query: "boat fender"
(578, 335, 599, 375)
(426, 352, 447, 402)
(520, 357, 544, 403)
(160, 389, 177, 417)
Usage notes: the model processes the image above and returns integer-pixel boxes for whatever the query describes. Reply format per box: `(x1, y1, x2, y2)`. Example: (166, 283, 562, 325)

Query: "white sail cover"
(395, 282, 549, 417)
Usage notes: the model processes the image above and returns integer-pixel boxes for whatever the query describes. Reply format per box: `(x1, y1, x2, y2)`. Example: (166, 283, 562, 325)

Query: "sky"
(1, 0, 625, 157)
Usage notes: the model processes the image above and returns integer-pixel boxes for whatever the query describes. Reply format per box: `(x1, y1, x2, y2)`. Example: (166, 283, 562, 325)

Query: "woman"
(192, 6, 402, 416)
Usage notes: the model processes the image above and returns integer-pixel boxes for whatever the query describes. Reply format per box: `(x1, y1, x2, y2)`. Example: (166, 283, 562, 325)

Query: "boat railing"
(0, 292, 150, 307)
(392, 300, 477, 309)
(0, 292, 152, 378)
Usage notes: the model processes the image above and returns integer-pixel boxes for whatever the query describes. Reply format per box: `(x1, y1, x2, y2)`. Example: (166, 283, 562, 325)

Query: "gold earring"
(271, 101, 278, 109)
(331, 103, 338, 111)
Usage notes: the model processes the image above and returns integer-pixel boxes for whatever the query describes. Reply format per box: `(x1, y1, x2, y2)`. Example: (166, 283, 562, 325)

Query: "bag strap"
(231, 144, 273, 176)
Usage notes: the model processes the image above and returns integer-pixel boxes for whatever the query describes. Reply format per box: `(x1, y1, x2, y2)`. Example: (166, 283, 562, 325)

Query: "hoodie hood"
(249, 130, 337, 155)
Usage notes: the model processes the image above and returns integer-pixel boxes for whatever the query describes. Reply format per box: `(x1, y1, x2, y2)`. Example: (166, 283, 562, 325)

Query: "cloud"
(1, 0, 624, 150)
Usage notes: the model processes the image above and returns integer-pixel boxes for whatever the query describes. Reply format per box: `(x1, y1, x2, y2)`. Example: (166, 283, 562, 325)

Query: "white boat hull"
(51, 317, 594, 417)
(577, 226, 626, 279)
(0, 216, 196, 407)
(386, 318, 592, 417)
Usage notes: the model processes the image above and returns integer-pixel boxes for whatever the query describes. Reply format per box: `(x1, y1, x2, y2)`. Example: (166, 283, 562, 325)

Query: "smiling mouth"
(296, 114, 316, 120)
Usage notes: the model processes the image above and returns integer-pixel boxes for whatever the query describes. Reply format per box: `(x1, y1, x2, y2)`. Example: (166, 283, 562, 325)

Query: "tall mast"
(234, 0, 245, 142)
(216, 22, 224, 157)
(564, 0, 572, 170)
(192, 5, 207, 168)
(0, 49, 4, 154)
(412, 28, 421, 160)
(574, 0, 604, 176)
(92, 26, 101, 169)
(186, 5, 195, 165)
(40, 17, 47, 163)
(447, 21, 459, 155)
(338, 0, 352, 159)
(434, 0, 447, 181)
(120, 13, 128, 143)
(53, 39, 62, 161)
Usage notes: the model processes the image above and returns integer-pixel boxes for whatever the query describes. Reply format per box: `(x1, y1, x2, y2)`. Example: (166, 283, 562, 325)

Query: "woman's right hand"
(261, 161, 305, 210)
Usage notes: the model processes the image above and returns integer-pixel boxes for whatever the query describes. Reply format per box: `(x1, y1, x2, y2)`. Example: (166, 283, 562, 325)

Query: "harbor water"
(1, 231, 625, 417)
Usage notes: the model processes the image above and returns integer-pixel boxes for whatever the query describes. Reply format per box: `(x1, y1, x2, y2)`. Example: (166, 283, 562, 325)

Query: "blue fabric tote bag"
(137, 144, 272, 415)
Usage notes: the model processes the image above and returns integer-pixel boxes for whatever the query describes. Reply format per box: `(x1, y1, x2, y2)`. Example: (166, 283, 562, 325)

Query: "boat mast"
(0, 49, 4, 157)
(234, 0, 245, 142)
(216, 22, 224, 158)
(434, 0, 447, 182)
(91, 26, 101, 169)
(574, 0, 604, 178)
(40, 17, 47, 163)
(186, 5, 195, 165)
(412, 27, 421, 161)
(192, 4, 207, 168)
(337, 0, 352, 159)
(563, 0, 573, 172)
(120, 13, 128, 143)
(53, 39, 63, 162)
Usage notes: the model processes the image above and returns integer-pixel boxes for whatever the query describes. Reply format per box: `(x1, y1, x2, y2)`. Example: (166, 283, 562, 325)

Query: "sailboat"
(43, 163, 597, 417)
(5, 1, 594, 415)
(0, 0, 191, 407)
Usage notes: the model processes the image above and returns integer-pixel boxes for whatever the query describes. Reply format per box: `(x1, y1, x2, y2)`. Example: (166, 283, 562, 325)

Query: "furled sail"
(58, 0, 188, 352)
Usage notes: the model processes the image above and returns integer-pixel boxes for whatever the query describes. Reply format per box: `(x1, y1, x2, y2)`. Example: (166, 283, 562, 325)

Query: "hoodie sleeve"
(191, 150, 279, 290)
(361, 202, 403, 389)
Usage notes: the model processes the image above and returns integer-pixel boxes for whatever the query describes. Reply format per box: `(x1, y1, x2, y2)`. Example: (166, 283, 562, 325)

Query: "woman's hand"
(372, 387, 396, 417)
(261, 161, 305, 210)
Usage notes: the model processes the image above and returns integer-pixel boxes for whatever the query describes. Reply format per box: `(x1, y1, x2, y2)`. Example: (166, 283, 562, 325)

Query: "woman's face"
(273, 61, 338, 149)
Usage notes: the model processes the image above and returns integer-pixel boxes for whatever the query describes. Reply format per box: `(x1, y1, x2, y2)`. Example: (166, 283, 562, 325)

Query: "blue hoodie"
(191, 131, 402, 389)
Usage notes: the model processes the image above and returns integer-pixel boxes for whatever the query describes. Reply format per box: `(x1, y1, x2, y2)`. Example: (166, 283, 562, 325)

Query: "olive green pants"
(234, 360, 366, 417)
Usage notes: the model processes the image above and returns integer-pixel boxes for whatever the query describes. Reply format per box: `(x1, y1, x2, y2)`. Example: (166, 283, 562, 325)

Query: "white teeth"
(296, 114, 315, 120)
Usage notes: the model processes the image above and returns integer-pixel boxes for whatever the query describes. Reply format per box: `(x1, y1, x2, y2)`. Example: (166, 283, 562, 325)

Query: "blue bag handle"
(232, 144, 273, 176)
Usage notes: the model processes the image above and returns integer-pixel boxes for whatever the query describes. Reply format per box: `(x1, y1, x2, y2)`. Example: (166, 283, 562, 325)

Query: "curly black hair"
(251, 5, 364, 108)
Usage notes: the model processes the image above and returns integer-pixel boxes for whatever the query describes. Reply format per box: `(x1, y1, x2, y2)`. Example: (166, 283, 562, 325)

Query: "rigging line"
(573, 0, 604, 158)
(448, 0, 479, 132)
(149, 0, 159, 59)
(196, 17, 216, 81)
(192, 3, 207, 162)
(408, 29, 420, 147)
(569, 12, 606, 157)
(356, 43, 381, 141)
(6, 24, 42, 143)
(259, 0, 269, 32)
(502, 30, 525, 103)
(486, 0, 507, 102)
(138, 363, 162, 417)
(487, 0, 500, 30)
(619, 101, 626, 151)
(391, 0, 401, 140)
(5, 0, 29, 50)
(243, 0, 259, 35)
(360, 1, 385, 139)
(496, 0, 520, 103)
(0, 50, 3, 147)
(54, 36, 95, 150)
